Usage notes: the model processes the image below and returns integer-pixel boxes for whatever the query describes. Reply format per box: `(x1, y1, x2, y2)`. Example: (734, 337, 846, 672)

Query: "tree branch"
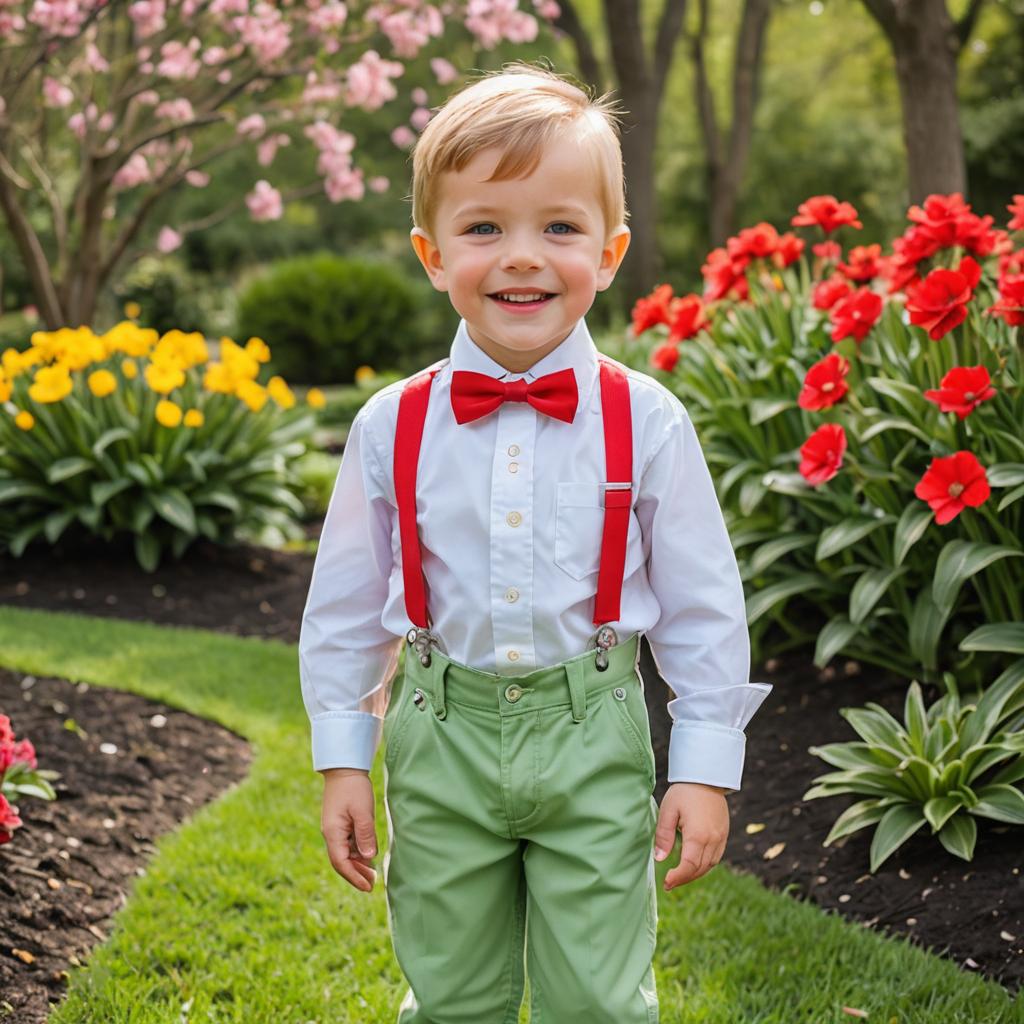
(955, 0, 985, 50)
(652, 0, 689, 107)
(551, 0, 605, 91)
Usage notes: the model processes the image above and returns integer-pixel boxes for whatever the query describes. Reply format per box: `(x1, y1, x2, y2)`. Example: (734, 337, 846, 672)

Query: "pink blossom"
(155, 98, 194, 124)
(307, 0, 348, 30)
(210, 0, 247, 14)
(28, 0, 88, 36)
(410, 106, 432, 130)
(185, 169, 210, 187)
(231, 5, 291, 66)
(236, 113, 266, 139)
(246, 179, 283, 221)
(43, 76, 74, 108)
(345, 49, 404, 110)
(97, 111, 114, 132)
(257, 132, 291, 166)
(430, 57, 458, 85)
(67, 111, 87, 139)
(216, 68, 231, 84)
(302, 70, 344, 105)
(202, 45, 229, 65)
(368, 4, 443, 58)
(368, 175, 389, 193)
(464, 0, 538, 48)
(135, 89, 160, 106)
(157, 38, 202, 80)
(535, 0, 560, 16)
(411, 86, 428, 105)
(113, 153, 152, 190)
(391, 124, 415, 148)
(128, 0, 167, 38)
(325, 165, 364, 203)
(156, 226, 183, 252)
(85, 42, 109, 72)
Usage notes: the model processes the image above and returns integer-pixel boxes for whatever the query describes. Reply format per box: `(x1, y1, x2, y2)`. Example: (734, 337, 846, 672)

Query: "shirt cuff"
(311, 711, 383, 772)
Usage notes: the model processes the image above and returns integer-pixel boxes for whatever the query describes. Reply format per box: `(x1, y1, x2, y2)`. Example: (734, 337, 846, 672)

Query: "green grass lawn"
(0, 605, 1020, 1023)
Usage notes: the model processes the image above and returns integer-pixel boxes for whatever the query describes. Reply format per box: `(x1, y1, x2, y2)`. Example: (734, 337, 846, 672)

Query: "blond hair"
(409, 61, 629, 242)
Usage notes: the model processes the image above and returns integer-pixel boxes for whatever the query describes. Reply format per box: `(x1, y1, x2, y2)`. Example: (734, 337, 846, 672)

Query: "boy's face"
(410, 141, 631, 372)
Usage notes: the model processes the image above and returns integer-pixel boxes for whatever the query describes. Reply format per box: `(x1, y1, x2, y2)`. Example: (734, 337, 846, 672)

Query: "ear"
(410, 228, 449, 292)
(595, 226, 631, 291)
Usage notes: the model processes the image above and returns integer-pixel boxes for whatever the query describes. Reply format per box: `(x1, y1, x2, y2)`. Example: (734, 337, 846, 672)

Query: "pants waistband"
(404, 632, 641, 721)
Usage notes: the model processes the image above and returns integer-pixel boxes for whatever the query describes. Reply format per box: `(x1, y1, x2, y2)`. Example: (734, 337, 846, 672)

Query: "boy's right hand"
(320, 767, 378, 892)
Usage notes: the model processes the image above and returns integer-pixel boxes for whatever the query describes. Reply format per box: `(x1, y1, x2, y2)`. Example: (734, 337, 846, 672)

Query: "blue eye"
(467, 223, 497, 235)
(464, 222, 579, 235)
(548, 223, 577, 234)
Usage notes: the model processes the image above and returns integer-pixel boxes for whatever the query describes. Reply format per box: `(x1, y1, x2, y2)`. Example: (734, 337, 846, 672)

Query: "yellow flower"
(305, 387, 326, 409)
(235, 378, 268, 412)
(88, 368, 117, 397)
(203, 361, 235, 393)
(267, 375, 295, 409)
(155, 399, 183, 427)
(28, 363, 73, 403)
(144, 357, 186, 394)
(31, 327, 104, 370)
(103, 321, 157, 358)
(183, 408, 204, 427)
(0, 371, 10, 403)
(14, 410, 34, 430)
(245, 336, 271, 363)
(154, 330, 208, 369)
(122, 358, 138, 379)
(124, 301, 141, 319)
(221, 337, 260, 381)
(355, 365, 376, 384)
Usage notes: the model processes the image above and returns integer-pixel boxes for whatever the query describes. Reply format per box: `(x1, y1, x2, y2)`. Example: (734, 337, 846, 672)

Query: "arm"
(298, 404, 403, 775)
(634, 405, 773, 794)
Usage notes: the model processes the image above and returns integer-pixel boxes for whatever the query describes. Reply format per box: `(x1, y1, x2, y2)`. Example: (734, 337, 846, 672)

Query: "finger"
(664, 836, 707, 890)
(653, 806, 679, 863)
(352, 809, 378, 859)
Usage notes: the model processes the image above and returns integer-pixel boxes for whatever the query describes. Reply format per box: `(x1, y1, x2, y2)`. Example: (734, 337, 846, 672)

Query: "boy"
(299, 61, 772, 1022)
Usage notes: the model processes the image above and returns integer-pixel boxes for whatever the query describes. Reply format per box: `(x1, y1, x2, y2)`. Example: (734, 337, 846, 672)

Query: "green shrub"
(234, 251, 448, 386)
(111, 254, 209, 337)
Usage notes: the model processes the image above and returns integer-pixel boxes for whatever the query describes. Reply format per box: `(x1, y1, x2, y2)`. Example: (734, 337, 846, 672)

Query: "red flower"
(798, 353, 850, 411)
(987, 272, 1024, 327)
(0, 793, 22, 846)
(728, 222, 780, 261)
(799, 423, 846, 486)
(837, 244, 882, 282)
(650, 340, 680, 372)
(1007, 195, 1024, 232)
(792, 195, 862, 234)
(773, 232, 805, 268)
(701, 247, 749, 302)
(812, 274, 852, 310)
(631, 283, 675, 336)
(893, 224, 942, 265)
(998, 249, 1024, 278)
(877, 254, 921, 296)
(914, 451, 990, 525)
(904, 255, 981, 340)
(923, 365, 997, 419)
(907, 192, 972, 249)
(667, 294, 709, 342)
(813, 240, 842, 263)
(830, 287, 883, 342)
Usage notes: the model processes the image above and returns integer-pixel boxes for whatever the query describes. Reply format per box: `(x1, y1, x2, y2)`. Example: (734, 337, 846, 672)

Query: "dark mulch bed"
(1, 519, 1021, 1002)
(0, 667, 252, 1022)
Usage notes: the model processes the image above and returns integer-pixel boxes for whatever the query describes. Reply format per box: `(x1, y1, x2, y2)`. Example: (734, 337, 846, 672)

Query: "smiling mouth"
(488, 293, 557, 305)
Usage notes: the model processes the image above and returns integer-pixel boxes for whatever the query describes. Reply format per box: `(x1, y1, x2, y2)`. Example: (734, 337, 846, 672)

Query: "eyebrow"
(453, 203, 591, 219)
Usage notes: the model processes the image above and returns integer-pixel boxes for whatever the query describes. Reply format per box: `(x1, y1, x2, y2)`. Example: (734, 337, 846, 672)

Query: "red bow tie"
(450, 368, 579, 425)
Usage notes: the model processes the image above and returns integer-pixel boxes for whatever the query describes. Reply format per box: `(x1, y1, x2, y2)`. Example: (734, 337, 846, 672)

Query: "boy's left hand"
(654, 782, 730, 890)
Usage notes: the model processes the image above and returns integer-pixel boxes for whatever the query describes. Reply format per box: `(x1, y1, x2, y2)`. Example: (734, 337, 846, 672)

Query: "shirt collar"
(446, 317, 600, 412)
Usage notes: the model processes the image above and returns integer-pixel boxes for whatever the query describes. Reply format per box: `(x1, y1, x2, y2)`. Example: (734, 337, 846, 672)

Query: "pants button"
(613, 687, 627, 700)
(504, 684, 523, 703)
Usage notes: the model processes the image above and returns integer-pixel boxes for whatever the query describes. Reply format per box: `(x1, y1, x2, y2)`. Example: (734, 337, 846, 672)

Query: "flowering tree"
(0, 0, 557, 328)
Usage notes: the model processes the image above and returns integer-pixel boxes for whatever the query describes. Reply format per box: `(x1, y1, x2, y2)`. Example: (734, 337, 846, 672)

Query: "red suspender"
(593, 358, 633, 625)
(393, 359, 633, 630)
(394, 369, 438, 629)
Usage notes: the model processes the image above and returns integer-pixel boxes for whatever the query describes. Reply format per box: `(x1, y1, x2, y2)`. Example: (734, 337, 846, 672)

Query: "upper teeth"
(497, 292, 547, 302)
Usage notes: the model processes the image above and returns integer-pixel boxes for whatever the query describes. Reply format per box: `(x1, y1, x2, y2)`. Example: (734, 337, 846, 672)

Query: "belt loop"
(431, 660, 449, 720)
(565, 658, 588, 723)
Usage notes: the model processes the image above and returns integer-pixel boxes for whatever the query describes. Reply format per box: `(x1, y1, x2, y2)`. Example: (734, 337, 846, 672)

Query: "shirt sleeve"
(298, 403, 403, 773)
(634, 404, 773, 792)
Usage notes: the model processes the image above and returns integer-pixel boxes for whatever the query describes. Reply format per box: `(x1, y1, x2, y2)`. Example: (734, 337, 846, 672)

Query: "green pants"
(382, 632, 660, 1023)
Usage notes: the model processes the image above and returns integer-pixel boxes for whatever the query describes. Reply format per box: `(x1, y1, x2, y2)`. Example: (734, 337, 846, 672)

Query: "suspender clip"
(592, 625, 619, 671)
(406, 626, 444, 667)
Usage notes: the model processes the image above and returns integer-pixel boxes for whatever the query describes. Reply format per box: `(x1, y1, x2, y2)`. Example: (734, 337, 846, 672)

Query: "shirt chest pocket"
(553, 481, 647, 582)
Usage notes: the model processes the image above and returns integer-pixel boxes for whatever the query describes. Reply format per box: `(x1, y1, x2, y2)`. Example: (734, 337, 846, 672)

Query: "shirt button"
(505, 587, 519, 602)
(508, 462, 519, 474)
(506, 511, 522, 527)
(507, 444, 521, 457)
(506, 649, 520, 662)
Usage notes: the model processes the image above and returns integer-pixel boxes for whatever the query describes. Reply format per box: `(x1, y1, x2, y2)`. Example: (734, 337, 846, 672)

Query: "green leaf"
(997, 483, 1024, 513)
(133, 532, 160, 573)
(823, 798, 892, 846)
(865, 376, 926, 418)
(809, 742, 901, 771)
(923, 793, 964, 832)
(959, 623, 1024, 656)
(937, 812, 976, 861)
(893, 502, 933, 567)
(988, 758, 1024, 788)
(8, 518, 46, 557)
(746, 573, 829, 625)
(816, 516, 894, 561)
(91, 478, 133, 507)
(45, 456, 94, 484)
(746, 533, 818, 576)
(971, 783, 1024, 824)
(869, 804, 926, 872)
(858, 416, 931, 445)
(813, 615, 861, 668)
(748, 397, 796, 425)
(194, 487, 242, 515)
(986, 462, 1024, 487)
(841, 705, 908, 752)
(959, 658, 1024, 750)
(849, 566, 908, 625)
(146, 487, 196, 535)
(903, 682, 929, 755)
(76, 504, 101, 530)
(932, 539, 1024, 615)
(909, 589, 950, 672)
(43, 506, 77, 544)
(131, 500, 154, 534)
(0, 479, 55, 504)
(92, 427, 132, 458)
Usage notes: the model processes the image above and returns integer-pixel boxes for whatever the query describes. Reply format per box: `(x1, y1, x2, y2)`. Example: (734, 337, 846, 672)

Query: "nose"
(500, 230, 543, 272)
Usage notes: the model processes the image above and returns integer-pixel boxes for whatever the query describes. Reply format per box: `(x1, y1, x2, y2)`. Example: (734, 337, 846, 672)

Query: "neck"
(466, 326, 574, 374)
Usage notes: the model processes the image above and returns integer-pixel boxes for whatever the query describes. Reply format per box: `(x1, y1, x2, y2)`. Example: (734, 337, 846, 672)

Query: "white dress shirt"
(298, 316, 772, 790)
